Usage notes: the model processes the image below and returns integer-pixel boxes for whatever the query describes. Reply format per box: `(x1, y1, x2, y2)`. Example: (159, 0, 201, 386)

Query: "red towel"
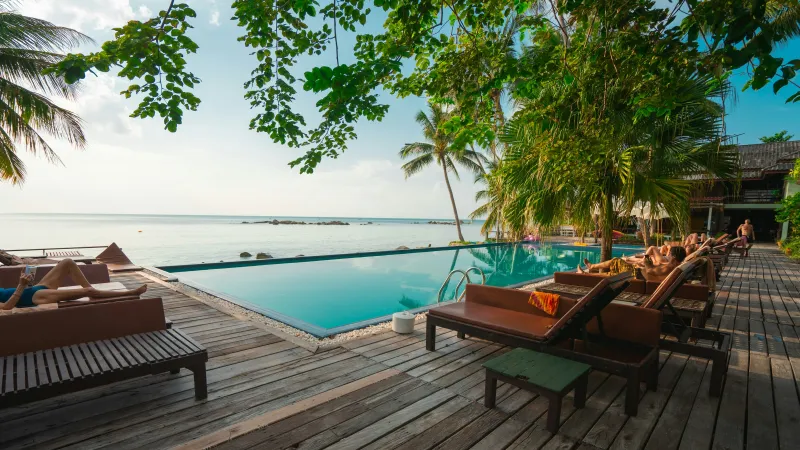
(529, 291, 560, 316)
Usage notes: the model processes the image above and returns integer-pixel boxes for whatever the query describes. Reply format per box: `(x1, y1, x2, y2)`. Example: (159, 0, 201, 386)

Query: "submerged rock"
(240, 252, 252, 258)
(256, 252, 273, 259)
(396, 246, 410, 250)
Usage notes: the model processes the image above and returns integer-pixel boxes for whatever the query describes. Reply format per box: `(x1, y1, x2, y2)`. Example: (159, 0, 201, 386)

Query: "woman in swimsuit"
(0, 259, 147, 310)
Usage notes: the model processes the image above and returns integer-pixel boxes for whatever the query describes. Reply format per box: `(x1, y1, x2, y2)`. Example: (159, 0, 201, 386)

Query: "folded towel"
(529, 291, 560, 316)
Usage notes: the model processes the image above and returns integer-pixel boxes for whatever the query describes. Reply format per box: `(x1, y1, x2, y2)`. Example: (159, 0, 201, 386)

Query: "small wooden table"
(483, 348, 591, 433)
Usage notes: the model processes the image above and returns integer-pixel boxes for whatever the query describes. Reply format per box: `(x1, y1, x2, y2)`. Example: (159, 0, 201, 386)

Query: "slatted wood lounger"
(0, 297, 207, 408)
(531, 261, 730, 396)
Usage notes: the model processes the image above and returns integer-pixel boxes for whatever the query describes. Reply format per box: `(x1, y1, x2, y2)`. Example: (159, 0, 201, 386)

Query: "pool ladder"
(437, 267, 486, 303)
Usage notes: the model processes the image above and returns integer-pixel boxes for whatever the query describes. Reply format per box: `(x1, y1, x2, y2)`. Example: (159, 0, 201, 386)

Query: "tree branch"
(333, 0, 339, 66)
(154, 0, 176, 91)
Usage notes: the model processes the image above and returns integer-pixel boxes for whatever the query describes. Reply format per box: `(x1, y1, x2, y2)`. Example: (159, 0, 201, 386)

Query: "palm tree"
(500, 74, 739, 261)
(400, 104, 488, 242)
(0, 1, 90, 184)
(470, 159, 509, 239)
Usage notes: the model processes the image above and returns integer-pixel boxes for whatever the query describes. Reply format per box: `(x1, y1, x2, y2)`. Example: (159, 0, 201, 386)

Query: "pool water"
(163, 244, 635, 337)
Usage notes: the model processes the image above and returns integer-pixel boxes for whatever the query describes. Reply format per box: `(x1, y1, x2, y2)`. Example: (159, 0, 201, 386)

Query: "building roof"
(738, 140, 800, 179)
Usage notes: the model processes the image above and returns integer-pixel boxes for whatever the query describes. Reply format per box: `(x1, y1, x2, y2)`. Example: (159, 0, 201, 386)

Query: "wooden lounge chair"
(0, 297, 207, 408)
(535, 260, 729, 396)
(427, 274, 661, 416)
(96, 243, 141, 272)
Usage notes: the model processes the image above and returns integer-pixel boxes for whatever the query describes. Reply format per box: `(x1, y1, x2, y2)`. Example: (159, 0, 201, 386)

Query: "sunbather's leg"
(644, 246, 667, 264)
(36, 258, 92, 289)
(583, 258, 615, 272)
(32, 285, 147, 305)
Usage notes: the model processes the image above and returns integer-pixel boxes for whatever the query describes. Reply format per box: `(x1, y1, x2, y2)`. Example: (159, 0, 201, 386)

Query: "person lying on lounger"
(0, 259, 147, 310)
(578, 246, 687, 282)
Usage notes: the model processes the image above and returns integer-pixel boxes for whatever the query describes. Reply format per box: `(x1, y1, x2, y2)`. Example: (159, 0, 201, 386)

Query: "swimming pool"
(159, 243, 637, 337)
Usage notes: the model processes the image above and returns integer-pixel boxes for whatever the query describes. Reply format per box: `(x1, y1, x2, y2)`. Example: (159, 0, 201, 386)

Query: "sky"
(0, 0, 798, 218)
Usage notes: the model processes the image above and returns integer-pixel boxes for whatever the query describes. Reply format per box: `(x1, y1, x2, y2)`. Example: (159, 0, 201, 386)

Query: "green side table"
(483, 348, 591, 433)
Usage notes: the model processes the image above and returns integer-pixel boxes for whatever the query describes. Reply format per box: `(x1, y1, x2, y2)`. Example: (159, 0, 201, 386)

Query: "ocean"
(0, 214, 487, 266)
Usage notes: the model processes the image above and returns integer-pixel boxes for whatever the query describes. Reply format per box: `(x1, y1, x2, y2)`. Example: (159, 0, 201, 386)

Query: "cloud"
(68, 74, 143, 138)
(210, 10, 220, 26)
(20, 0, 136, 32)
(138, 5, 152, 18)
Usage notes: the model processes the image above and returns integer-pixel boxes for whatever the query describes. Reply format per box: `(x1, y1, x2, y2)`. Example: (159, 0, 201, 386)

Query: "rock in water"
(396, 246, 410, 250)
(256, 252, 273, 259)
(240, 252, 252, 258)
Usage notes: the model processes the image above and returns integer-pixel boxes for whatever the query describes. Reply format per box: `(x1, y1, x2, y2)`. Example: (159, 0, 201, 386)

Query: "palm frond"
(0, 78, 86, 161)
(0, 125, 24, 183)
(399, 142, 434, 158)
(0, 9, 92, 52)
(0, 48, 81, 98)
(400, 153, 434, 178)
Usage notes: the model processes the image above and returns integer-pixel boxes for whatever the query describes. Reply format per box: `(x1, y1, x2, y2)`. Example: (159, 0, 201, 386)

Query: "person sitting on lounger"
(0, 259, 147, 310)
(683, 233, 699, 246)
(578, 246, 687, 282)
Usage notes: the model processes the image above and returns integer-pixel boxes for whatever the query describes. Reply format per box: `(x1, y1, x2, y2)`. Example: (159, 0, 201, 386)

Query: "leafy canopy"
(46, 0, 800, 173)
(759, 130, 794, 142)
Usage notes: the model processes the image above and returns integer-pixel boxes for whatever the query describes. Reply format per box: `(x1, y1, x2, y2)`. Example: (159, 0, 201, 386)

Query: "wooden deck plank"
(711, 349, 749, 450)
(211, 374, 414, 450)
(770, 357, 800, 450)
(676, 358, 719, 450)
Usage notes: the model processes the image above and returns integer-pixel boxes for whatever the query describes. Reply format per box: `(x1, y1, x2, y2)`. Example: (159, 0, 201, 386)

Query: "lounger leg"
(573, 373, 588, 408)
(484, 370, 497, 408)
(625, 369, 640, 416)
(192, 364, 208, 400)
(709, 355, 725, 397)
(647, 360, 658, 391)
(426, 321, 436, 351)
(457, 331, 465, 339)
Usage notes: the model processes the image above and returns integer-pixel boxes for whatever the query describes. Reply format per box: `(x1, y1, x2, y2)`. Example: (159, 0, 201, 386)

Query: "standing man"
(736, 219, 755, 257)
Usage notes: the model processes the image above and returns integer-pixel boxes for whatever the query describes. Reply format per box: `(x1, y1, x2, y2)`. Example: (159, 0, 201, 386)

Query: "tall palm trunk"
(600, 194, 614, 261)
(638, 217, 651, 247)
(441, 157, 465, 242)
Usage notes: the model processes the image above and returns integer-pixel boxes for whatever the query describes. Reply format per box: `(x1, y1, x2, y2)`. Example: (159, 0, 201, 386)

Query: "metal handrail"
(2, 245, 108, 257)
(454, 267, 486, 298)
(437, 267, 486, 303)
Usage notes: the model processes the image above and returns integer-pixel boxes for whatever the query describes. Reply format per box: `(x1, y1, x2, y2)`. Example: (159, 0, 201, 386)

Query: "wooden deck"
(1, 246, 799, 449)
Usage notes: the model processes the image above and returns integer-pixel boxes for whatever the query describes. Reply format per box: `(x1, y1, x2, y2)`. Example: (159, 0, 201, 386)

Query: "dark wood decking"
(1, 246, 799, 449)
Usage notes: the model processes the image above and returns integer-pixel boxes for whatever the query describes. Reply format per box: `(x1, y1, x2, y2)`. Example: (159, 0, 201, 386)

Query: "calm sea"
(0, 214, 487, 266)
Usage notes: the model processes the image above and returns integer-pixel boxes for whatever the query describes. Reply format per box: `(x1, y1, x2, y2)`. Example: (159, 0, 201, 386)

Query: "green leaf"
(773, 79, 788, 94)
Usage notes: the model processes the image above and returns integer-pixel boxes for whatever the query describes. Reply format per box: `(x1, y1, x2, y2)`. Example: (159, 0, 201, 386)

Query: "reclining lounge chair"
(534, 260, 729, 396)
(0, 297, 206, 407)
(427, 274, 661, 416)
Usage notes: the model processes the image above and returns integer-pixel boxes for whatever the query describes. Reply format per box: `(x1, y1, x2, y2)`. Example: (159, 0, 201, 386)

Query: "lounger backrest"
(553, 272, 646, 294)
(0, 297, 166, 357)
(543, 272, 631, 343)
(0, 264, 111, 288)
(683, 246, 709, 263)
(641, 259, 703, 309)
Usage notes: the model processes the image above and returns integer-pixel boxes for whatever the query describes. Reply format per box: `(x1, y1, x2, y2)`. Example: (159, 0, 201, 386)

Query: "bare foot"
(577, 265, 585, 273)
(135, 285, 148, 295)
(583, 258, 592, 271)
